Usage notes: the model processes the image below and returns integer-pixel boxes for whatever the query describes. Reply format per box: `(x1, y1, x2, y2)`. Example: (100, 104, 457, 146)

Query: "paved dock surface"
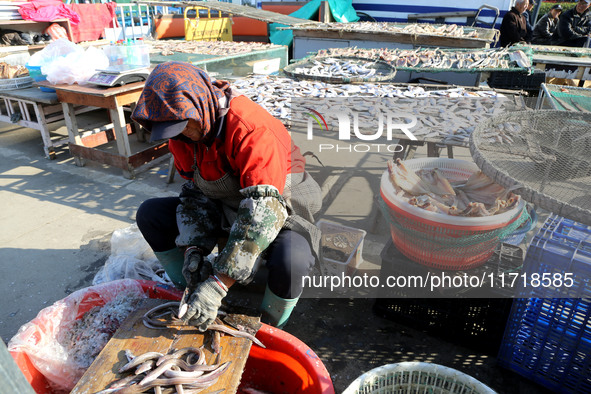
(0, 112, 550, 393)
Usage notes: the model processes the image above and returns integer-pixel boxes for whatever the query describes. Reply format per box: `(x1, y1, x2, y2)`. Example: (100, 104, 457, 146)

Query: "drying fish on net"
(289, 95, 517, 147)
(292, 22, 482, 38)
(315, 46, 531, 71)
(147, 39, 280, 57)
(96, 347, 229, 393)
(387, 158, 521, 217)
(284, 56, 397, 83)
(141, 301, 266, 349)
(232, 74, 511, 127)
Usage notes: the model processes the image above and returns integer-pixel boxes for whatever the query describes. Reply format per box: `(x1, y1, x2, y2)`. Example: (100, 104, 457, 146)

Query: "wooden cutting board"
(71, 298, 255, 394)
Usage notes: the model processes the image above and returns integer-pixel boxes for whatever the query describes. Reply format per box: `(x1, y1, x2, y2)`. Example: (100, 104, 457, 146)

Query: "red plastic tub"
(10, 279, 334, 394)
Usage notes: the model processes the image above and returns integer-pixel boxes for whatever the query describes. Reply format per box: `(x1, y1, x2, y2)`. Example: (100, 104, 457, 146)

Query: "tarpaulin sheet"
(66, 3, 117, 43)
(270, 0, 359, 47)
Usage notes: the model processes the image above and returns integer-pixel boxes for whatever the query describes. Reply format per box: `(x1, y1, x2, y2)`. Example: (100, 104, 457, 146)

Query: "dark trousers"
(136, 197, 315, 298)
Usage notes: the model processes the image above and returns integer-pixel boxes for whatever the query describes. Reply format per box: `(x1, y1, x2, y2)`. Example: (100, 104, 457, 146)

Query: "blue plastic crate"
(498, 215, 591, 393)
(518, 214, 591, 299)
(499, 298, 591, 393)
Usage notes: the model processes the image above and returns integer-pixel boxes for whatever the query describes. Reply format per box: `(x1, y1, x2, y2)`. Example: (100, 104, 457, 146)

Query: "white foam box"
(317, 219, 367, 277)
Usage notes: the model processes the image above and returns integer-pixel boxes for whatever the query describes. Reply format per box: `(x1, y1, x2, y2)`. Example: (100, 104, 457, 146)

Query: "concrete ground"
(0, 110, 550, 393)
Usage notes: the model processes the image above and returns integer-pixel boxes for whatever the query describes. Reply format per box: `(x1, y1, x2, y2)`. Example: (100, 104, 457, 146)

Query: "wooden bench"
(0, 87, 94, 159)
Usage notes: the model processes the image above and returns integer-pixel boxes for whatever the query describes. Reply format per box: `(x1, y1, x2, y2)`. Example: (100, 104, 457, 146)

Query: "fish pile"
(289, 95, 515, 146)
(98, 347, 228, 393)
(142, 301, 266, 350)
(231, 74, 508, 127)
(294, 22, 480, 38)
(387, 158, 521, 216)
(291, 57, 381, 79)
(315, 47, 527, 70)
(147, 39, 280, 57)
(526, 44, 591, 56)
(230, 74, 517, 146)
(57, 290, 145, 372)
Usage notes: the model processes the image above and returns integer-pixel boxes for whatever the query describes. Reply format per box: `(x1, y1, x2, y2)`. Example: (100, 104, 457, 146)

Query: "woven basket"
(284, 55, 397, 84)
(343, 362, 496, 394)
(380, 158, 527, 270)
(0, 76, 33, 91)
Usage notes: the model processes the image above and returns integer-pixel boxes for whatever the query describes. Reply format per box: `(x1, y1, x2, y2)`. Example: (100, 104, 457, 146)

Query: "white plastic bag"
(109, 223, 156, 261)
(27, 38, 80, 67)
(92, 224, 173, 286)
(7, 279, 147, 393)
(44, 46, 108, 85)
(93, 255, 171, 285)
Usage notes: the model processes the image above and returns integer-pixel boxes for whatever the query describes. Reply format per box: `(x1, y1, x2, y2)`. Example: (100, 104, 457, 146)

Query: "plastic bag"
(43, 45, 108, 85)
(7, 279, 147, 393)
(93, 224, 173, 286)
(27, 38, 80, 67)
(109, 223, 156, 261)
(93, 255, 172, 285)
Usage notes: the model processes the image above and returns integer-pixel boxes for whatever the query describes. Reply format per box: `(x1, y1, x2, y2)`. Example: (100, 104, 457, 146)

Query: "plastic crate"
(498, 215, 591, 393)
(520, 214, 591, 299)
(488, 69, 546, 91)
(498, 298, 591, 393)
(373, 241, 514, 355)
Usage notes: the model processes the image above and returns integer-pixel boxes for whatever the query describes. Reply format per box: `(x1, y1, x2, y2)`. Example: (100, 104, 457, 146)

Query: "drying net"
(314, 47, 532, 74)
(470, 110, 591, 225)
(543, 84, 591, 112)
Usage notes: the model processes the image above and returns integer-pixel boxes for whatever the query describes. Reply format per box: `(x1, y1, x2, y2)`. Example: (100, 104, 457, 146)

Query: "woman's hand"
(182, 275, 228, 331)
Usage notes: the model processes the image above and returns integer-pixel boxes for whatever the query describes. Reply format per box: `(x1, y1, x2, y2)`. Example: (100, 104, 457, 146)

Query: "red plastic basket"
(380, 158, 526, 270)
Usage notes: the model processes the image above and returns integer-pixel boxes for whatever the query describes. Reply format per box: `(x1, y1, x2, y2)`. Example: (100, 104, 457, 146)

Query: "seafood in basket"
(387, 158, 521, 217)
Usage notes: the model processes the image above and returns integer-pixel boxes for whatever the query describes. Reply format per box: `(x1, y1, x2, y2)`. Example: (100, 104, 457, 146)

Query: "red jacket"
(169, 95, 305, 194)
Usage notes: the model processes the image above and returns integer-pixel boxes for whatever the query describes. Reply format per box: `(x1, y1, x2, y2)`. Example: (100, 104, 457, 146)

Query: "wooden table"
(0, 87, 94, 159)
(533, 54, 591, 84)
(36, 81, 169, 178)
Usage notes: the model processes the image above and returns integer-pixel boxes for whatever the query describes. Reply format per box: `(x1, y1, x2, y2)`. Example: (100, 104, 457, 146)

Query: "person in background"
(553, 0, 591, 47)
(500, 0, 529, 47)
(523, 1, 536, 42)
(532, 4, 563, 45)
(132, 61, 322, 330)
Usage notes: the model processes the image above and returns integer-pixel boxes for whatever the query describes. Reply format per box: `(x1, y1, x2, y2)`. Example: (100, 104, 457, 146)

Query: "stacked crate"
(498, 214, 591, 393)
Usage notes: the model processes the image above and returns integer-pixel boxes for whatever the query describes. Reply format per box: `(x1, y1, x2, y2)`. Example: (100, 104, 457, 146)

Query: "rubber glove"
(183, 275, 227, 331)
(182, 246, 213, 289)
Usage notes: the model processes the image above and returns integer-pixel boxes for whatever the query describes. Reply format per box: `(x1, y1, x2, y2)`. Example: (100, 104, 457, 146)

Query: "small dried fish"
(294, 22, 480, 39)
(148, 39, 280, 57)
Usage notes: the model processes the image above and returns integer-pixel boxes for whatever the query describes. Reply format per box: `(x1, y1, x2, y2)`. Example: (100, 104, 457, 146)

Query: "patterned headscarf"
(132, 61, 230, 138)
